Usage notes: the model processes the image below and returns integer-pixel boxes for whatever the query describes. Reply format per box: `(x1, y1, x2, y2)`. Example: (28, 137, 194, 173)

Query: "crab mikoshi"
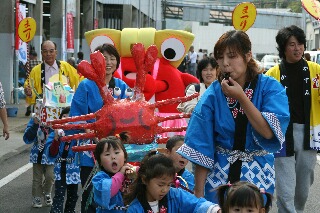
(47, 43, 198, 148)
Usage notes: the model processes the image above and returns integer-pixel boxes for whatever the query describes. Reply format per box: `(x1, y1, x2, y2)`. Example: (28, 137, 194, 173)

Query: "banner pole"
(14, 0, 20, 104)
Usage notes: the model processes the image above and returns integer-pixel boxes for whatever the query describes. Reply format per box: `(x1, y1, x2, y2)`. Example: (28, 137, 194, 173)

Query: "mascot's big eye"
(90, 35, 115, 52)
(161, 38, 185, 61)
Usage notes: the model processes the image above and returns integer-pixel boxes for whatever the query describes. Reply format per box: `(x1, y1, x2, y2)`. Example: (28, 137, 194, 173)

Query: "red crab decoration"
(48, 43, 198, 147)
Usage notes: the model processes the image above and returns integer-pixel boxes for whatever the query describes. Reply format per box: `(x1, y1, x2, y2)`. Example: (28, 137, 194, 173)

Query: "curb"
(0, 144, 31, 164)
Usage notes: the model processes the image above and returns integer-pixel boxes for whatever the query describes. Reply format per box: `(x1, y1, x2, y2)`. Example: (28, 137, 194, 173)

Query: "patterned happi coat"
(177, 74, 290, 202)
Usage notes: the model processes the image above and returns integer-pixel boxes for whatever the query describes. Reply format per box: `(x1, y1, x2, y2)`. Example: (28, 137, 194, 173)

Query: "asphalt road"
(0, 147, 81, 213)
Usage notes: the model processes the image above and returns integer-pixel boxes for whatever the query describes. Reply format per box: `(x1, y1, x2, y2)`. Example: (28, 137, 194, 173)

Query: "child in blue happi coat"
(125, 151, 221, 213)
(46, 107, 81, 213)
(215, 181, 273, 213)
(165, 135, 194, 192)
(23, 112, 55, 208)
(92, 134, 137, 213)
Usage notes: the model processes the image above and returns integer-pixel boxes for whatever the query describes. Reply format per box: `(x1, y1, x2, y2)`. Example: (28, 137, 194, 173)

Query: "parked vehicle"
(304, 51, 320, 64)
(260, 54, 281, 73)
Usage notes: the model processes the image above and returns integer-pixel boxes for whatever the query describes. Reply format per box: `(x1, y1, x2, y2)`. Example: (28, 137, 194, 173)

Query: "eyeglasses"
(41, 49, 56, 55)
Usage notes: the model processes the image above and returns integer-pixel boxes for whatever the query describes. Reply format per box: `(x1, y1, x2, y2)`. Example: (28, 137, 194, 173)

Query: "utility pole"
(162, 0, 166, 29)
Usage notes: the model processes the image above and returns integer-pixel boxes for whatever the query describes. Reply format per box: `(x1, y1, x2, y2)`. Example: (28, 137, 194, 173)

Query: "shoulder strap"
(194, 84, 200, 93)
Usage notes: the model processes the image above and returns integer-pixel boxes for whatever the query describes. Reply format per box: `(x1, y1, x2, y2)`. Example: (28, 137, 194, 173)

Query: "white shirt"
(198, 52, 204, 61)
(44, 61, 59, 84)
(189, 51, 197, 63)
(148, 200, 159, 213)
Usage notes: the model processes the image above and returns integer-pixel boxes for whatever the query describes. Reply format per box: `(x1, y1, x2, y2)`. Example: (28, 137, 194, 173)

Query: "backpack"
(185, 83, 200, 94)
(177, 83, 200, 113)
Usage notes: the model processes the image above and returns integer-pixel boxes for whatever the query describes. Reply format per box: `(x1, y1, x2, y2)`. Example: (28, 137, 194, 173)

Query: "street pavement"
(1, 99, 320, 212)
(0, 99, 31, 164)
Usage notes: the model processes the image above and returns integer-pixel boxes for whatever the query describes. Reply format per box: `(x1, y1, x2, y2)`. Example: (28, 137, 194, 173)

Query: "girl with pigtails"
(215, 181, 273, 213)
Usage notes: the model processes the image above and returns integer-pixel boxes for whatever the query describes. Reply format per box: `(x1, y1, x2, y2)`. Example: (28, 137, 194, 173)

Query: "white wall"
(191, 22, 279, 57)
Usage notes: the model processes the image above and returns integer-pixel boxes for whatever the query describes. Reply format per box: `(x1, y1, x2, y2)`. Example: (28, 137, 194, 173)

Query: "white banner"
(18, 4, 27, 65)
(23, 0, 36, 4)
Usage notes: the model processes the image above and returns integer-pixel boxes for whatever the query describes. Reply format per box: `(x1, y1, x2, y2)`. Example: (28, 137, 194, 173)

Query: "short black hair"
(166, 135, 184, 151)
(276, 25, 306, 60)
(59, 106, 70, 119)
(196, 58, 218, 82)
(30, 51, 37, 57)
(77, 51, 84, 59)
(94, 43, 120, 70)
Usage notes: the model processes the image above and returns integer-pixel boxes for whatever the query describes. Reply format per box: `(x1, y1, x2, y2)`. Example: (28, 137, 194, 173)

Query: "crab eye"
(114, 87, 121, 97)
(161, 38, 185, 61)
(125, 88, 133, 97)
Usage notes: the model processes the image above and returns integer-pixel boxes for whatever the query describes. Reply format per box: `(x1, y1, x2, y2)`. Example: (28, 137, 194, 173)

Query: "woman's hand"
(221, 77, 245, 100)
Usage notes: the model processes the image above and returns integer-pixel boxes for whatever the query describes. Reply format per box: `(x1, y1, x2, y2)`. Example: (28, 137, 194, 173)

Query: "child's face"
(143, 174, 173, 202)
(61, 113, 69, 118)
(166, 140, 189, 172)
(229, 206, 265, 213)
(100, 143, 126, 173)
(55, 84, 63, 92)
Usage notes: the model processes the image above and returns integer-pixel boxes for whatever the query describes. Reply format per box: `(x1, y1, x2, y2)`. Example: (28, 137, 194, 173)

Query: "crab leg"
(48, 113, 96, 125)
(156, 113, 191, 123)
(53, 122, 97, 131)
(152, 93, 199, 108)
(60, 132, 96, 142)
(72, 144, 96, 152)
(156, 126, 187, 134)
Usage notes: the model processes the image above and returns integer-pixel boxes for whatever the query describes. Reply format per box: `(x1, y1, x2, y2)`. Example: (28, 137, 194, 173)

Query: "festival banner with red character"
(18, 17, 36, 43)
(301, 0, 320, 19)
(66, 12, 74, 53)
(232, 2, 257, 32)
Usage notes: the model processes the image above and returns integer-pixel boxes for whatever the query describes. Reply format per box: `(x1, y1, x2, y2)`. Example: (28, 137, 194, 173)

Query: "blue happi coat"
(92, 171, 125, 213)
(23, 118, 54, 165)
(177, 74, 290, 202)
(45, 131, 81, 185)
(179, 168, 195, 192)
(127, 187, 218, 213)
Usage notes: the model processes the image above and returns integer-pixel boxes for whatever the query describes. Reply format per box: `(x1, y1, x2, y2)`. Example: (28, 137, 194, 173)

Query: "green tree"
(288, 1, 302, 13)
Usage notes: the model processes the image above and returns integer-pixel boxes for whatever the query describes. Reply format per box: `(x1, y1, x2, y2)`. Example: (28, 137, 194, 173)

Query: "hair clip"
(260, 188, 266, 194)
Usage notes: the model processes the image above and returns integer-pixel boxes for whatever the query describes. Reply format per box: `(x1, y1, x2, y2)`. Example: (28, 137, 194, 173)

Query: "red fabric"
(49, 138, 61, 156)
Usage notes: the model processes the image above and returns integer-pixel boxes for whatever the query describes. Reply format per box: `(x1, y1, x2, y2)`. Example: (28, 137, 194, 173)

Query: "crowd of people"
(0, 23, 318, 212)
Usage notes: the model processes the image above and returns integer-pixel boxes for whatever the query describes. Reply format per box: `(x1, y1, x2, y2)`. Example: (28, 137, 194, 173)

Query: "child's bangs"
(228, 187, 262, 209)
(107, 140, 121, 151)
(146, 162, 175, 180)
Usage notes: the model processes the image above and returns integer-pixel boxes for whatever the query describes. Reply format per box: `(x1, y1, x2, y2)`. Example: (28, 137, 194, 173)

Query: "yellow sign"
(302, 0, 320, 20)
(18, 17, 36, 43)
(232, 2, 257, 32)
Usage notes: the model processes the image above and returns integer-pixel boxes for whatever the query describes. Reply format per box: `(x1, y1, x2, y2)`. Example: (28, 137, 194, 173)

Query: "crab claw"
(131, 43, 145, 71)
(90, 51, 106, 83)
(77, 61, 98, 82)
(144, 45, 158, 71)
